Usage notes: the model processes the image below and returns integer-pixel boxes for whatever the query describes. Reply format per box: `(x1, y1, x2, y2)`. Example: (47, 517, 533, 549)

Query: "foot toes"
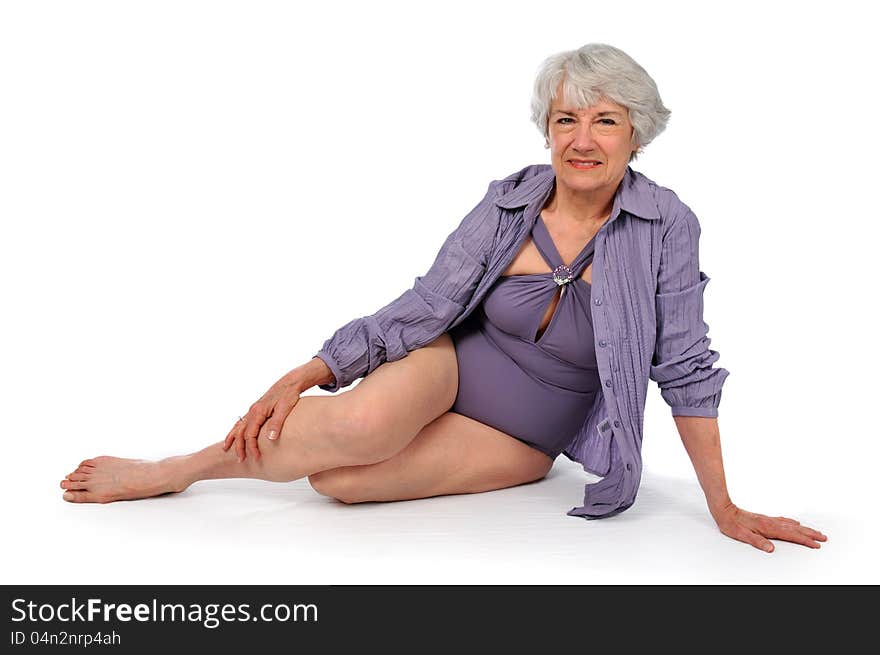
(61, 479, 89, 490)
(68, 472, 89, 482)
(63, 490, 108, 503)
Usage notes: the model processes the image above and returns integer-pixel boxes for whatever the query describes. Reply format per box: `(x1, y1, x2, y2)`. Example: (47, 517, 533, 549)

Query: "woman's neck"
(543, 181, 614, 228)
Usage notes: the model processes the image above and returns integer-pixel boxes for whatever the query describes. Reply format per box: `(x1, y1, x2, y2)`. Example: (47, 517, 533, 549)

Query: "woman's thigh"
(308, 411, 555, 504)
(315, 332, 460, 466)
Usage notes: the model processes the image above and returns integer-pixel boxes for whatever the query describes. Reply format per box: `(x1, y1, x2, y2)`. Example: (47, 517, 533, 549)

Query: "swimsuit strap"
(533, 214, 597, 278)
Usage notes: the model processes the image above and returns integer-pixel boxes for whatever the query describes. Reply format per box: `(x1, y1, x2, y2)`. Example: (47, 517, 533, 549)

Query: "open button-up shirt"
(314, 164, 730, 519)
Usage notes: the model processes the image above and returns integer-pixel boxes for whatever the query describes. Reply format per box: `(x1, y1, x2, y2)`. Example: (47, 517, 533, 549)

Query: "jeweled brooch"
(552, 264, 574, 286)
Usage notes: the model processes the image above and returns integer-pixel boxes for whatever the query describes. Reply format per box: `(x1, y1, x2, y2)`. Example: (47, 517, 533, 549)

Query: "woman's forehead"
(550, 101, 627, 116)
(550, 91, 627, 115)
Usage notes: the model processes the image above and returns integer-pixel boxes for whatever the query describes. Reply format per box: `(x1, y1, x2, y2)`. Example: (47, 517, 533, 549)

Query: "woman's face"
(546, 90, 638, 203)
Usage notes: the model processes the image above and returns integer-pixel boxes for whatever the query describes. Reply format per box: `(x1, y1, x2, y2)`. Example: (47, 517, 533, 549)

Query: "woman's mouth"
(568, 160, 602, 170)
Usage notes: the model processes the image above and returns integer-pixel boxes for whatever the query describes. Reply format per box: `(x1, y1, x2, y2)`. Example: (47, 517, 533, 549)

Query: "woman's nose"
(571, 124, 599, 150)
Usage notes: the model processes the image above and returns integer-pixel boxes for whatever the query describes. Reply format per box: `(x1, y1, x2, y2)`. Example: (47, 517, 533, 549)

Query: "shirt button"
(598, 340, 607, 347)
(625, 463, 632, 471)
(604, 379, 612, 388)
(613, 420, 620, 428)
(594, 298, 602, 306)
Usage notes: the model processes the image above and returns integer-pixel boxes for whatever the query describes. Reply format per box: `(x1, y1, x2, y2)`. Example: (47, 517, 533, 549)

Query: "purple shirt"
(314, 164, 730, 519)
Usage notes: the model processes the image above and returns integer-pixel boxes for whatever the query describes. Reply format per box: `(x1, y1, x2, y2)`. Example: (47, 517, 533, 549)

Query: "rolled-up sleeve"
(313, 181, 500, 392)
(649, 208, 730, 417)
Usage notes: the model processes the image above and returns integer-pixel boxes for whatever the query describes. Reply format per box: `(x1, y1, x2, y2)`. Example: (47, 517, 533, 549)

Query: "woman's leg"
(308, 411, 555, 504)
(60, 334, 460, 503)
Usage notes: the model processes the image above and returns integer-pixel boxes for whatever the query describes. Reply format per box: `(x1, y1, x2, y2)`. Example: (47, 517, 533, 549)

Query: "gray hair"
(530, 43, 671, 163)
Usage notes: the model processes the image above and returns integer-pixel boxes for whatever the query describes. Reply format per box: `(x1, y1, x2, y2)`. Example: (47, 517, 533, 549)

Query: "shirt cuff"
(671, 406, 719, 418)
(313, 352, 344, 393)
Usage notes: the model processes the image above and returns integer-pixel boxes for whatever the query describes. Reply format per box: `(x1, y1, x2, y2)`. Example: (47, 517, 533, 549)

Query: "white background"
(1, 0, 876, 584)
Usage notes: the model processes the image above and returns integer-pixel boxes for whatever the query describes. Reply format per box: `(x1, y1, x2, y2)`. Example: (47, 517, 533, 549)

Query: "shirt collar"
(493, 164, 661, 221)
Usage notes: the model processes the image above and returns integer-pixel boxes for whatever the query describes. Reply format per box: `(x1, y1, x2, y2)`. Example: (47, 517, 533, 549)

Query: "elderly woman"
(60, 43, 826, 553)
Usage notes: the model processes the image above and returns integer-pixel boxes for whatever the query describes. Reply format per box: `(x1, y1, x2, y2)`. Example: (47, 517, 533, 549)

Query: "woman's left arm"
(675, 414, 828, 553)
(650, 204, 828, 552)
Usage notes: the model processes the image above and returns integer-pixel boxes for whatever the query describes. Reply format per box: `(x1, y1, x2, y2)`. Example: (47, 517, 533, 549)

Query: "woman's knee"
(277, 396, 379, 463)
(308, 334, 459, 466)
(307, 468, 364, 504)
(335, 405, 403, 465)
(327, 390, 424, 465)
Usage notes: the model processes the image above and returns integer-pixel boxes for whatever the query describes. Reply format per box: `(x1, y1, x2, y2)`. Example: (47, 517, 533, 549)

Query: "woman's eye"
(556, 117, 616, 125)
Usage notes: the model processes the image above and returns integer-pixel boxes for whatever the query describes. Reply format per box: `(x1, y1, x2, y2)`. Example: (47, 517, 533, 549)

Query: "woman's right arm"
(296, 355, 336, 390)
(227, 170, 536, 459)
(225, 180, 503, 462)
(649, 206, 730, 416)
(312, 179, 503, 392)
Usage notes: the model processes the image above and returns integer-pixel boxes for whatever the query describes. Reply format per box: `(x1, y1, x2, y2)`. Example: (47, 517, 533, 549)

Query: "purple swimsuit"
(449, 212, 602, 460)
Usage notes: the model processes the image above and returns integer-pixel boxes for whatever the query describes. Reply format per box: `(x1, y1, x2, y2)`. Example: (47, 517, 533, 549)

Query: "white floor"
(6, 453, 860, 585)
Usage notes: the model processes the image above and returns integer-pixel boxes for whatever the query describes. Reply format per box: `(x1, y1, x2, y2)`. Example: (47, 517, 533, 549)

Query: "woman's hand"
(711, 501, 828, 552)
(223, 370, 305, 463)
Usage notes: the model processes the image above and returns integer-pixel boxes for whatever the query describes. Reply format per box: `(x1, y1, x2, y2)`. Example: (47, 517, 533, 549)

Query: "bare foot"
(60, 456, 188, 503)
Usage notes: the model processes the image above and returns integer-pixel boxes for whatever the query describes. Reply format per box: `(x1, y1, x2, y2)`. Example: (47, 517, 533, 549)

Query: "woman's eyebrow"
(553, 109, 624, 117)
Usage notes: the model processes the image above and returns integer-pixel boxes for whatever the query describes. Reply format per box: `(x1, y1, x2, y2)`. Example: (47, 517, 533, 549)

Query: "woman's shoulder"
(628, 167, 699, 233)
(488, 163, 554, 207)
(496, 163, 552, 189)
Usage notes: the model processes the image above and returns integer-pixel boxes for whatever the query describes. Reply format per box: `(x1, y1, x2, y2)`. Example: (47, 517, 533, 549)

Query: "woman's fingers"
(222, 418, 246, 463)
(811, 527, 828, 541)
(760, 517, 828, 549)
(242, 403, 271, 461)
(793, 523, 827, 541)
(720, 508, 829, 553)
(222, 406, 271, 462)
(223, 423, 239, 452)
(771, 515, 830, 545)
(734, 524, 775, 552)
(784, 523, 827, 548)
(260, 396, 300, 442)
(246, 433, 261, 461)
(229, 415, 248, 463)
(235, 427, 247, 463)
(227, 379, 302, 462)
